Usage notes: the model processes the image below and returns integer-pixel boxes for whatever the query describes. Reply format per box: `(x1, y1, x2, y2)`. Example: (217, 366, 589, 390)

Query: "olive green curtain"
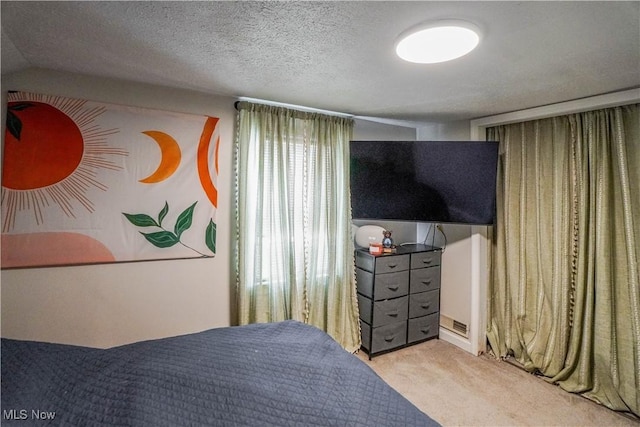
(486, 104, 639, 415)
(233, 101, 360, 352)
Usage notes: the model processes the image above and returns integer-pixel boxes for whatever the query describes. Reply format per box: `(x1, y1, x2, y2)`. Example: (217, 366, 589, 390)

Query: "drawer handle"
(422, 259, 433, 264)
(387, 285, 399, 292)
(420, 327, 431, 334)
(384, 335, 396, 342)
(388, 264, 398, 269)
(421, 280, 432, 285)
(386, 311, 399, 317)
(420, 304, 431, 310)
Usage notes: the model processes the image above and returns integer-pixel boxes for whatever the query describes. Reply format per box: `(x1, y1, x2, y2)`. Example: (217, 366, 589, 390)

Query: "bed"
(1, 320, 439, 426)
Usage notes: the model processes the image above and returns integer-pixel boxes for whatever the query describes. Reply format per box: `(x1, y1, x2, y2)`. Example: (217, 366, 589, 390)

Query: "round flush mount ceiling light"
(395, 20, 481, 64)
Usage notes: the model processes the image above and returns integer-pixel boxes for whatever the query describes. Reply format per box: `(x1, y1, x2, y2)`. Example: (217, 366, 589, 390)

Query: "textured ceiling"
(1, 1, 639, 124)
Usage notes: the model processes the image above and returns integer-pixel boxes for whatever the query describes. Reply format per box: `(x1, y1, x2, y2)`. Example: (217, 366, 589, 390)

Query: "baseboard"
(439, 327, 473, 354)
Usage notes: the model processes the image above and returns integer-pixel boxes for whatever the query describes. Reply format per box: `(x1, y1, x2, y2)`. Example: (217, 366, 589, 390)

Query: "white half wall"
(416, 122, 485, 355)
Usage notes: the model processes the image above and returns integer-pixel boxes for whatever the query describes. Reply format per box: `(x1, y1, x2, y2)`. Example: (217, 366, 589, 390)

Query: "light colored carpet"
(356, 339, 638, 427)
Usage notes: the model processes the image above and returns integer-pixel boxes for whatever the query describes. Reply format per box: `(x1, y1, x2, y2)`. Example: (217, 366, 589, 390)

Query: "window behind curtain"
(234, 101, 360, 352)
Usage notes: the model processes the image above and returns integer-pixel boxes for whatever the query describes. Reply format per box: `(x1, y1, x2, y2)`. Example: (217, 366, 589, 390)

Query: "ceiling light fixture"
(395, 20, 481, 64)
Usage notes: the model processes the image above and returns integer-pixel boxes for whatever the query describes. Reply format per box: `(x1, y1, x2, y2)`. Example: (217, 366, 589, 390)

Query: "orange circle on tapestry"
(3, 101, 84, 190)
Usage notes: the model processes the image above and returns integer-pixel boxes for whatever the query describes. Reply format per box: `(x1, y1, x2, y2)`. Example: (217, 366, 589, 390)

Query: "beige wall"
(1, 68, 237, 347)
(0, 67, 416, 348)
(417, 120, 470, 141)
(352, 118, 416, 141)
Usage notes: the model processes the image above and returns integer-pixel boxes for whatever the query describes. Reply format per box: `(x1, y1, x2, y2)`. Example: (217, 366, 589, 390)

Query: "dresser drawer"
(410, 267, 441, 293)
(374, 271, 409, 300)
(356, 269, 409, 300)
(374, 254, 410, 274)
(355, 250, 376, 272)
(410, 251, 441, 269)
(409, 289, 440, 318)
(407, 312, 439, 343)
(361, 320, 407, 354)
(355, 268, 374, 297)
(358, 294, 408, 327)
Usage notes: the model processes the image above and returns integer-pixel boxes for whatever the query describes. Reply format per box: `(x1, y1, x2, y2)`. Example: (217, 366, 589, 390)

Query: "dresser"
(356, 244, 441, 358)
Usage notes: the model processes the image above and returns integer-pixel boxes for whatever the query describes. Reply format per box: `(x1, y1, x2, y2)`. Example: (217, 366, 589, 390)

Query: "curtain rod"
(234, 98, 429, 128)
(235, 97, 353, 118)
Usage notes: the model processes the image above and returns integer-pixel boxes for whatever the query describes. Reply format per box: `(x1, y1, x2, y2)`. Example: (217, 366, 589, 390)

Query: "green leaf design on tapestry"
(9, 102, 34, 111)
(205, 219, 217, 254)
(123, 213, 159, 227)
(7, 112, 23, 141)
(174, 202, 197, 239)
(123, 201, 214, 256)
(6, 102, 35, 141)
(158, 202, 169, 227)
(141, 231, 180, 248)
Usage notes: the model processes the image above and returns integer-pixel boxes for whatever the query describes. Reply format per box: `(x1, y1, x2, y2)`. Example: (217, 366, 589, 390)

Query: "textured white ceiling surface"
(1, 1, 639, 123)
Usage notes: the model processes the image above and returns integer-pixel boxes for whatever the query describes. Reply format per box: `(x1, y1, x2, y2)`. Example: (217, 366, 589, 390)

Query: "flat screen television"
(350, 140, 499, 225)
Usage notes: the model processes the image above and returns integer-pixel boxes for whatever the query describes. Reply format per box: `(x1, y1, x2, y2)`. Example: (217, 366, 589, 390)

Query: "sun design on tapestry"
(1, 92, 128, 232)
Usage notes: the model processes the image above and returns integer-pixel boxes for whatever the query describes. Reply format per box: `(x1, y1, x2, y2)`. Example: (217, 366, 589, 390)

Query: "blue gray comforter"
(1, 320, 439, 426)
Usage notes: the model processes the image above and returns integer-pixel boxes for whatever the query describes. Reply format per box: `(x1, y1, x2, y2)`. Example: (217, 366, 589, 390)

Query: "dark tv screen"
(350, 140, 499, 225)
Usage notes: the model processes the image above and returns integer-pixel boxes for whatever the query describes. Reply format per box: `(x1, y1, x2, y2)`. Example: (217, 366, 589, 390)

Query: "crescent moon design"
(139, 130, 182, 183)
(197, 117, 219, 208)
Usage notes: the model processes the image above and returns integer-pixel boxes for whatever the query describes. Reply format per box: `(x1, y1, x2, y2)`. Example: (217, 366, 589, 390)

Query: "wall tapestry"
(1, 91, 220, 268)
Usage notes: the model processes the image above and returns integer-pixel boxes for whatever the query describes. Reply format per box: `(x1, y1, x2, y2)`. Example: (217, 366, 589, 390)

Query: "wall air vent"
(440, 314, 469, 338)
